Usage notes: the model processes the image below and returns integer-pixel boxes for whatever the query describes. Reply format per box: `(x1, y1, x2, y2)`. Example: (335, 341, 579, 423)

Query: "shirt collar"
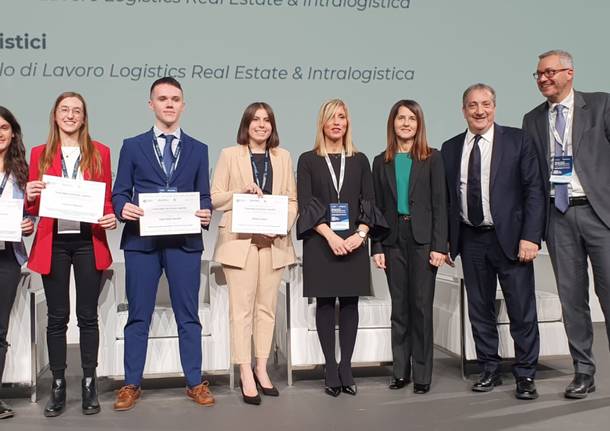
(548, 89, 574, 111)
(153, 126, 181, 140)
(466, 123, 494, 145)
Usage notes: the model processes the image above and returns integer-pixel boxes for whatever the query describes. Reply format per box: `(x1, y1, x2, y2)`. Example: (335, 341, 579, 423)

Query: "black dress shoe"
(82, 377, 101, 415)
(389, 378, 409, 390)
(472, 371, 502, 392)
(515, 377, 538, 400)
(239, 380, 261, 405)
(0, 399, 15, 419)
(44, 378, 67, 417)
(565, 373, 595, 399)
(341, 385, 357, 396)
(253, 370, 279, 397)
(413, 383, 430, 394)
(324, 386, 341, 397)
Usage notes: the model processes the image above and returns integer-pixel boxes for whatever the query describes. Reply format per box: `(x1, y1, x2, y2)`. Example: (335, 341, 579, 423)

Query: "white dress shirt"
(460, 125, 494, 226)
(548, 90, 585, 197)
(57, 146, 83, 234)
(153, 126, 182, 168)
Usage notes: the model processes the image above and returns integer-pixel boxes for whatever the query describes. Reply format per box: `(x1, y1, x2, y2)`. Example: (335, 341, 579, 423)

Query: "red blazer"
(26, 141, 114, 274)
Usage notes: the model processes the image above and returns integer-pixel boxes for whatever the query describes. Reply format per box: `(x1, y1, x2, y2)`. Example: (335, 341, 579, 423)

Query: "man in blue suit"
(111, 77, 214, 410)
(441, 83, 545, 400)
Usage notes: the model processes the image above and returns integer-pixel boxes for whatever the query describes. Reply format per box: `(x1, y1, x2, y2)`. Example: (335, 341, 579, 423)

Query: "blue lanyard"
(61, 153, 81, 179)
(152, 136, 182, 186)
(249, 148, 269, 191)
(0, 173, 8, 197)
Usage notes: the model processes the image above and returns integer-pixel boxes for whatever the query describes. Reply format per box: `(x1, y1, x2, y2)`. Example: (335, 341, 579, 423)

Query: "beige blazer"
(211, 145, 298, 269)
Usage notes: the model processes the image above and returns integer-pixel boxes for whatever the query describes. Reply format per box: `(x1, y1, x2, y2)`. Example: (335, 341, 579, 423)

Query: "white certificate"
(0, 198, 23, 242)
(232, 193, 288, 235)
(139, 192, 201, 236)
(39, 175, 105, 224)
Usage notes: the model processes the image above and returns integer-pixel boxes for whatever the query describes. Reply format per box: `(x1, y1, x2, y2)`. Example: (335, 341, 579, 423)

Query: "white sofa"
(1, 271, 49, 402)
(275, 260, 392, 385)
(433, 252, 570, 375)
(97, 260, 231, 384)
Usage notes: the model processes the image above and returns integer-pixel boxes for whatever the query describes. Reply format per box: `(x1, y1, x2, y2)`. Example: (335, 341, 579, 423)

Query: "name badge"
(329, 203, 349, 231)
(549, 156, 573, 184)
(158, 187, 178, 193)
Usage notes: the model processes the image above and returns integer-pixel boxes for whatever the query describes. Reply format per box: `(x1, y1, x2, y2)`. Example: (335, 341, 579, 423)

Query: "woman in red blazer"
(25, 92, 115, 417)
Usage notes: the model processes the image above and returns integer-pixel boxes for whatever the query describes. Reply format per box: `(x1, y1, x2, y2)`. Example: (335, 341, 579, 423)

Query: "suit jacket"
(441, 124, 545, 261)
(112, 129, 211, 252)
(522, 90, 610, 237)
(211, 145, 297, 269)
(371, 149, 448, 255)
(26, 141, 114, 274)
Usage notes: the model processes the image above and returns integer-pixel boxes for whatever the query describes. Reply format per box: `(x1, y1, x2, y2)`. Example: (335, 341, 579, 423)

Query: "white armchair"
(1, 271, 49, 402)
(275, 260, 392, 385)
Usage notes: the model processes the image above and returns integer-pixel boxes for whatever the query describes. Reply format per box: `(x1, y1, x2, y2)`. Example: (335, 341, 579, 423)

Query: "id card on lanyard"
(249, 147, 270, 192)
(325, 151, 349, 231)
(549, 107, 574, 184)
(153, 136, 181, 193)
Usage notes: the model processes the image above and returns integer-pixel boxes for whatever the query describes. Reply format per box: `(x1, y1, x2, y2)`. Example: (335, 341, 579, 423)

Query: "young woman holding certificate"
(0, 107, 34, 420)
(296, 99, 387, 397)
(211, 102, 297, 405)
(371, 100, 447, 394)
(25, 92, 116, 417)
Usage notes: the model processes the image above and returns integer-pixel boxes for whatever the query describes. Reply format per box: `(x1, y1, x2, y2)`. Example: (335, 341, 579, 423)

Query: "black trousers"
(0, 244, 20, 384)
(315, 296, 359, 387)
(384, 218, 437, 385)
(41, 232, 102, 373)
(460, 225, 540, 379)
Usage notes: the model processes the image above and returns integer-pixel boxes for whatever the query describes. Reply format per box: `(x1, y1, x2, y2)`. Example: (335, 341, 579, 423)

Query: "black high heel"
(239, 380, 261, 405)
(253, 370, 279, 397)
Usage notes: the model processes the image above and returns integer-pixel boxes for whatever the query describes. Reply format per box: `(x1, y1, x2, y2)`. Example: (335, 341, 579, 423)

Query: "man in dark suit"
(523, 50, 610, 399)
(441, 83, 545, 400)
(111, 77, 214, 410)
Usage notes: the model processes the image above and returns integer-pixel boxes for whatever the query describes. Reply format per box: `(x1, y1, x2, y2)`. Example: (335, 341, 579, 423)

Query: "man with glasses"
(523, 50, 610, 399)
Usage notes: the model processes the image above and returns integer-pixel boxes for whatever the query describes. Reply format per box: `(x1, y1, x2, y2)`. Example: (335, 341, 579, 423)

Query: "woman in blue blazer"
(0, 106, 34, 420)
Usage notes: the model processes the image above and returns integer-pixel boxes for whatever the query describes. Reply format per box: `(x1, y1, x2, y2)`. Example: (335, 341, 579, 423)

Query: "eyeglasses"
(57, 106, 83, 117)
(532, 68, 571, 80)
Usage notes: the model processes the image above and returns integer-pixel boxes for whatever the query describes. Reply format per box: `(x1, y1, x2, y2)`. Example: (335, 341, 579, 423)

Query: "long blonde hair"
(38, 92, 101, 178)
(313, 99, 358, 157)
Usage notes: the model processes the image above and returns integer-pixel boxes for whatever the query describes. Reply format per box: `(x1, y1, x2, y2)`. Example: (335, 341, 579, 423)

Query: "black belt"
(398, 214, 411, 222)
(462, 222, 495, 232)
(550, 196, 589, 207)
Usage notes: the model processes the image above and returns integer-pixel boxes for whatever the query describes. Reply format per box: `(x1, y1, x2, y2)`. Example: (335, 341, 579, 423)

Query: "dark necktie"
(161, 134, 175, 177)
(553, 105, 569, 213)
(467, 134, 484, 226)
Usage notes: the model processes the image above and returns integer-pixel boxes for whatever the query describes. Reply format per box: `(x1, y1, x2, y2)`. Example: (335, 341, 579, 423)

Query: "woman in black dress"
(297, 99, 386, 397)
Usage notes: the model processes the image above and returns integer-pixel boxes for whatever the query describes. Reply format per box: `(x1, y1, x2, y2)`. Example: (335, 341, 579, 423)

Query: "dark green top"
(395, 153, 412, 215)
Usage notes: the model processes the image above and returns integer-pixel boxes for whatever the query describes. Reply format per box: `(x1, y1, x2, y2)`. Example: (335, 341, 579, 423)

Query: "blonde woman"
(296, 99, 387, 397)
(212, 102, 297, 405)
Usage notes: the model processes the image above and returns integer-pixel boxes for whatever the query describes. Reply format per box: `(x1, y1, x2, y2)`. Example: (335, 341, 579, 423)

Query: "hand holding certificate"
(0, 198, 23, 242)
(39, 175, 105, 224)
(139, 192, 201, 236)
(232, 193, 288, 235)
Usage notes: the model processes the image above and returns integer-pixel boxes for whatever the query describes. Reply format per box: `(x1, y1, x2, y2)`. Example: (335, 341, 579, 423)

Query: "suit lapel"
(452, 133, 466, 195)
(490, 124, 504, 192)
(408, 157, 421, 198)
(171, 131, 194, 184)
(383, 158, 397, 202)
(238, 144, 253, 186)
(572, 91, 588, 156)
(270, 148, 281, 194)
(140, 128, 166, 183)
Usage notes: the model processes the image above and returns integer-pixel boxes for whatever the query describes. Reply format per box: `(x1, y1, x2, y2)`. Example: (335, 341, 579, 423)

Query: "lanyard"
(249, 147, 270, 191)
(61, 153, 81, 179)
(152, 136, 182, 186)
(0, 173, 8, 197)
(549, 105, 573, 155)
(324, 150, 346, 202)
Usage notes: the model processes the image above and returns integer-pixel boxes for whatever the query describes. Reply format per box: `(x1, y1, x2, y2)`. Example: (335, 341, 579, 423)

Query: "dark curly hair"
(0, 106, 29, 190)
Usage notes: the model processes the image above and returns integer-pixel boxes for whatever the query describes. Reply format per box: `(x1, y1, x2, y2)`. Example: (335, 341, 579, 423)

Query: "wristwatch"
(357, 230, 368, 239)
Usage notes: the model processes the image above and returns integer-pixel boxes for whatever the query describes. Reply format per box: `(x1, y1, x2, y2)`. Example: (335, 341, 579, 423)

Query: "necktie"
(467, 134, 484, 226)
(554, 105, 569, 213)
(161, 134, 175, 178)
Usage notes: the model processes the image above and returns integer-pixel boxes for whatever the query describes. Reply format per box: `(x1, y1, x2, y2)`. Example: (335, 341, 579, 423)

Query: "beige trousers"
(222, 244, 284, 364)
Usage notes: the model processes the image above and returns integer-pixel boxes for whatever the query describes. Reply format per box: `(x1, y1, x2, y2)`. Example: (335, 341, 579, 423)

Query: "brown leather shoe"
(186, 381, 215, 406)
(114, 385, 141, 411)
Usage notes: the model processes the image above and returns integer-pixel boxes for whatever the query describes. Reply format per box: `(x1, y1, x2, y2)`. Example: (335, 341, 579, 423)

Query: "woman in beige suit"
(212, 102, 297, 405)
